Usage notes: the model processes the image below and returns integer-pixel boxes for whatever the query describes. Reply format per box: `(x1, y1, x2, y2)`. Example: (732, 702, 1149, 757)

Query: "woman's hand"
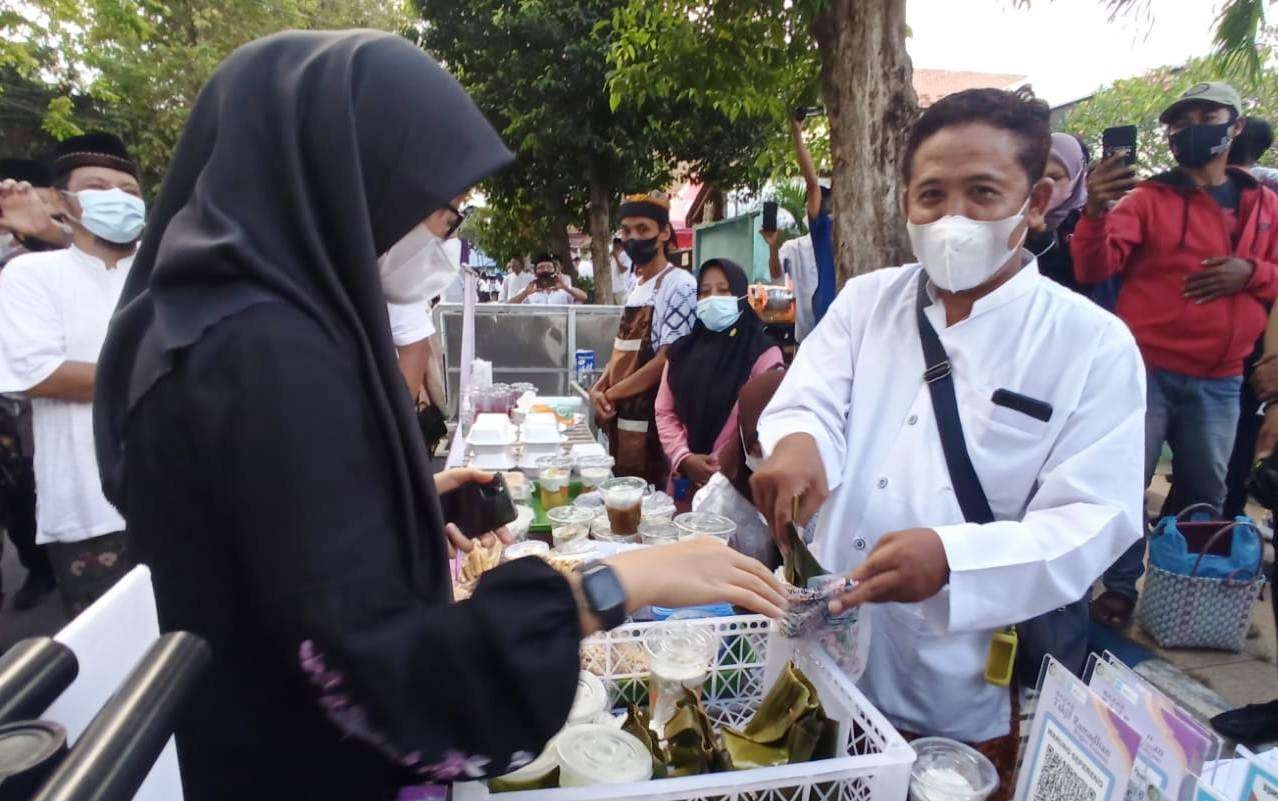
(605, 539, 788, 619)
(681, 454, 721, 485)
(433, 468, 514, 554)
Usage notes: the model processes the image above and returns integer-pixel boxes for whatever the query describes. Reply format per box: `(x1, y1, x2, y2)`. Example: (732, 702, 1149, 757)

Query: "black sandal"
(1090, 589, 1136, 629)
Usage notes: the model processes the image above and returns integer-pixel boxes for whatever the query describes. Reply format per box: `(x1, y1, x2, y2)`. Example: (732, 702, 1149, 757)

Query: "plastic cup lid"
(555, 725, 652, 785)
(547, 506, 595, 526)
(502, 540, 550, 561)
(567, 671, 609, 725)
(639, 520, 680, 543)
(674, 512, 736, 539)
(642, 618, 716, 667)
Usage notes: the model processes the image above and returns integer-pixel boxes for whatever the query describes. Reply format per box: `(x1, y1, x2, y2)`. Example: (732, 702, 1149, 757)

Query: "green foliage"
(2, 0, 413, 186)
(1062, 52, 1278, 176)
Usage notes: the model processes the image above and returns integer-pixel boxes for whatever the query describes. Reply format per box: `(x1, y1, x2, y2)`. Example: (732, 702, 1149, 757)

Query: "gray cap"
(1159, 81, 1243, 124)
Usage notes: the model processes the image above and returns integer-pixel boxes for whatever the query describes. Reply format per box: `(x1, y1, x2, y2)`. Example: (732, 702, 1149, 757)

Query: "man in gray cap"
(1073, 81, 1278, 629)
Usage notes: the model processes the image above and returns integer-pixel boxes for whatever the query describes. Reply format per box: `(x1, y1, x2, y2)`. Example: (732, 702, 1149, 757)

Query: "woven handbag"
(1136, 513, 1266, 652)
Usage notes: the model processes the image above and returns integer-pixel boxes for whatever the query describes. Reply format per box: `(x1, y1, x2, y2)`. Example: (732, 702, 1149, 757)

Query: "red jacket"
(1071, 167, 1278, 378)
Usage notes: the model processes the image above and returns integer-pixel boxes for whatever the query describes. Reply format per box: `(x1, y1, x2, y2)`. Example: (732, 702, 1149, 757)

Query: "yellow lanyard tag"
(984, 627, 1018, 687)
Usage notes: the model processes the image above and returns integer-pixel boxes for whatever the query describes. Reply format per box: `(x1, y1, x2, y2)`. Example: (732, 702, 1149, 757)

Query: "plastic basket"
(454, 614, 915, 801)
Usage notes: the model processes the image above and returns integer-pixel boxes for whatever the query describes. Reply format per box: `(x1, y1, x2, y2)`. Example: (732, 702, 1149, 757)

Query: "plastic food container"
(501, 540, 550, 562)
(591, 514, 637, 544)
(577, 455, 616, 490)
(598, 477, 646, 537)
(467, 413, 516, 444)
(674, 512, 736, 543)
(570, 442, 609, 460)
(522, 412, 562, 445)
(638, 520, 680, 545)
(502, 472, 532, 505)
(555, 725, 652, 787)
(567, 670, 608, 726)
(548, 506, 594, 551)
(908, 737, 998, 801)
(641, 494, 676, 522)
(642, 618, 717, 732)
(506, 505, 536, 541)
(537, 456, 576, 510)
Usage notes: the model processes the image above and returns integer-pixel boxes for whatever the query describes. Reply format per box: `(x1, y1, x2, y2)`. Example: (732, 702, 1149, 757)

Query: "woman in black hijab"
(656, 259, 782, 502)
(94, 31, 785, 801)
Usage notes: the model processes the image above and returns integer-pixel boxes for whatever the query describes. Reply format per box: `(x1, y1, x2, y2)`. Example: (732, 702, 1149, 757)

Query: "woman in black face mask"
(589, 191, 698, 488)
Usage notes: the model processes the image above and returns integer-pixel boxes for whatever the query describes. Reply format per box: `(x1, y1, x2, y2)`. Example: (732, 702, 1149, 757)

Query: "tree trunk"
(550, 218, 573, 280)
(812, 0, 917, 284)
(588, 177, 613, 304)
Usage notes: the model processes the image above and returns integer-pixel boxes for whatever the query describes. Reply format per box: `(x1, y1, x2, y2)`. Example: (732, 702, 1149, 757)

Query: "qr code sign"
(1025, 720, 1111, 801)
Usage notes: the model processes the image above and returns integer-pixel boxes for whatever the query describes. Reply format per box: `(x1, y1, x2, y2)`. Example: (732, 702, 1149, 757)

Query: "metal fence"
(432, 302, 623, 415)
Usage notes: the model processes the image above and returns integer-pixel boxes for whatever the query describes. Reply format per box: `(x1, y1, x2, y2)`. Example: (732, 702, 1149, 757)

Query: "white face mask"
(740, 429, 762, 473)
(905, 198, 1029, 292)
(377, 223, 458, 304)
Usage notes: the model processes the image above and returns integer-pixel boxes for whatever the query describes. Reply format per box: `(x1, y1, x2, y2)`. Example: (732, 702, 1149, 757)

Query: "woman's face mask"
(697, 295, 743, 332)
(378, 222, 458, 304)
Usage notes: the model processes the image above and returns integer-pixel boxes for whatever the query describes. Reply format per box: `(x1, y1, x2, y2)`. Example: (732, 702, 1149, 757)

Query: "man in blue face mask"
(0, 132, 143, 616)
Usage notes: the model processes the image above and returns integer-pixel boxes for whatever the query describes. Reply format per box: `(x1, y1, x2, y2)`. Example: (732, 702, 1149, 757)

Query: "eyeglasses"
(442, 203, 468, 239)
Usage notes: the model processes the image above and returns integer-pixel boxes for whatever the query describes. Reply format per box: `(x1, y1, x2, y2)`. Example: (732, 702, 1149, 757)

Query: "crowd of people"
(1, 25, 1278, 801)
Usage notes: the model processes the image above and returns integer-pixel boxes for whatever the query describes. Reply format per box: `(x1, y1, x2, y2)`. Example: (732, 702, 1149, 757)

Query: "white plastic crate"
(455, 614, 915, 801)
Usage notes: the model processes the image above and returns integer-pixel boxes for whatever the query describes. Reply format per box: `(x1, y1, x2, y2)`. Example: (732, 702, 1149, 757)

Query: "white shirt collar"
(67, 244, 136, 272)
(918, 250, 1040, 324)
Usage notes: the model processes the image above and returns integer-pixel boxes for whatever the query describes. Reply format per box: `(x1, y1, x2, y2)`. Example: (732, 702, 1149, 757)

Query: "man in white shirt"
(609, 237, 634, 304)
(761, 229, 817, 341)
(751, 89, 1144, 784)
(0, 132, 145, 616)
(512, 253, 587, 305)
(500, 257, 533, 302)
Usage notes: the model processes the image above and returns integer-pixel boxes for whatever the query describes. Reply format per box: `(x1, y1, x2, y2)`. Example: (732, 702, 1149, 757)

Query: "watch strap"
(577, 561, 627, 631)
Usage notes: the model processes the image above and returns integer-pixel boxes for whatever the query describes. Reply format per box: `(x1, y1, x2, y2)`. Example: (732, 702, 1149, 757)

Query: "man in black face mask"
(590, 191, 697, 487)
(1073, 80, 1278, 630)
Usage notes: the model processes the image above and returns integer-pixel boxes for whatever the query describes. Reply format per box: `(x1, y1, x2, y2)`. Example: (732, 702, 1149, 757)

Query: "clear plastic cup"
(642, 617, 717, 733)
(598, 477, 647, 537)
(638, 519, 680, 545)
(577, 455, 616, 490)
(673, 512, 736, 544)
(536, 456, 576, 510)
(641, 494, 676, 523)
(908, 737, 999, 801)
(548, 506, 594, 552)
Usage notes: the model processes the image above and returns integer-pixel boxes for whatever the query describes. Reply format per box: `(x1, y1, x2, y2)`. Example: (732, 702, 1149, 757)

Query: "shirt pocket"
(968, 392, 1053, 513)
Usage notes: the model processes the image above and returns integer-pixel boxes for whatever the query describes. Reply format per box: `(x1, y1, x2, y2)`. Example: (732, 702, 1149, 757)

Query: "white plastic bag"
(691, 473, 778, 566)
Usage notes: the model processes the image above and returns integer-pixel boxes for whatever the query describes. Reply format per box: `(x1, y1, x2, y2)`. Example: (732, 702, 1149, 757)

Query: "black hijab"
(94, 30, 513, 593)
(666, 259, 775, 455)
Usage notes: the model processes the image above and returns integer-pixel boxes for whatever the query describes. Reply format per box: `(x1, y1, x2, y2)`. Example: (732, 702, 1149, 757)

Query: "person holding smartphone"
(511, 253, 586, 305)
(93, 32, 786, 801)
(1072, 81, 1278, 629)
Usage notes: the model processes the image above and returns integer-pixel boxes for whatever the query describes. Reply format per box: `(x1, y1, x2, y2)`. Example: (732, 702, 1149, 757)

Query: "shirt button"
(907, 414, 918, 426)
(853, 537, 867, 550)
(877, 477, 888, 489)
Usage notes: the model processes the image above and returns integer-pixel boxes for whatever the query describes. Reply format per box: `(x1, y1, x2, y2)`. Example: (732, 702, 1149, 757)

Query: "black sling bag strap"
(914, 275, 994, 525)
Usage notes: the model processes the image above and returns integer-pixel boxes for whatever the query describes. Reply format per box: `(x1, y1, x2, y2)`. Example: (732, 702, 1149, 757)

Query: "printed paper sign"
(1238, 746, 1278, 801)
(1015, 658, 1142, 801)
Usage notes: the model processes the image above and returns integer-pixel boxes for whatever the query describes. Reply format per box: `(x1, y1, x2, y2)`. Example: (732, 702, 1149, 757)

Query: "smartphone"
(1102, 125, 1138, 167)
(792, 105, 825, 122)
(438, 474, 518, 538)
(761, 201, 778, 233)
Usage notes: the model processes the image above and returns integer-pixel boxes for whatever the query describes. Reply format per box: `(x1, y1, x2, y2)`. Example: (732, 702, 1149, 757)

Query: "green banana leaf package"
(664, 689, 733, 776)
(622, 704, 669, 779)
(721, 661, 839, 770)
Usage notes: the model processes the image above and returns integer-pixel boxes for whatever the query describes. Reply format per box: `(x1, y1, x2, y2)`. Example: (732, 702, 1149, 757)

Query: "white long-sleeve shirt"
(758, 259, 1145, 742)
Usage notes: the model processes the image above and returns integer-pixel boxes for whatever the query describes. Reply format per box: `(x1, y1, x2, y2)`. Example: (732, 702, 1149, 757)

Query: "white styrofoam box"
(454, 615, 915, 801)
(469, 413, 516, 445)
(472, 446, 516, 470)
(569, 443, 608, 460)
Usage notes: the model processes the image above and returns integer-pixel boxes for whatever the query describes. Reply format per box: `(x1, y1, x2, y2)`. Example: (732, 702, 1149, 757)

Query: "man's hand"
(749, 433, 828, 554)
(433, 468, 515, 554)
(681, 453, 721, 485)
(0, 180, 67, 246)
(1184, 257, 1254, 303)
(759, 228, 781, 251)
(590, 387, 615, 423)
(829, 528, 949, 614)
(1252, 354, 1278, 403)
(1083, 154, 1137, 217)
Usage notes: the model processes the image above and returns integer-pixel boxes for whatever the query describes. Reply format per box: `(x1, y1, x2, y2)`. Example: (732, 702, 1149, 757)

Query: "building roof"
(913, 69, 1027, 107)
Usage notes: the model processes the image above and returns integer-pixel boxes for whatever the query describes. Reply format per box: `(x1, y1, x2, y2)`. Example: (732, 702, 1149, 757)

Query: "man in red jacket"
(1072, 81, 1278, 628)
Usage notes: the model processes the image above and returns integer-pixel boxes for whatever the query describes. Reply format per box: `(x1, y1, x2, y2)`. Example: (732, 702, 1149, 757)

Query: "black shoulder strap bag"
(915, 276, 1090, 688)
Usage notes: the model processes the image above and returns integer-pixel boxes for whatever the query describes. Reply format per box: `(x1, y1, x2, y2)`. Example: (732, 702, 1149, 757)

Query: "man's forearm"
(769, 245, 783, 280)
(27, 361, 96, 403)
(607, 350, 668, 401)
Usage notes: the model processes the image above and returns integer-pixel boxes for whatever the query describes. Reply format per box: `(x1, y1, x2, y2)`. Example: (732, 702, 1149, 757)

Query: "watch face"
(582, 563, 627, 625)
